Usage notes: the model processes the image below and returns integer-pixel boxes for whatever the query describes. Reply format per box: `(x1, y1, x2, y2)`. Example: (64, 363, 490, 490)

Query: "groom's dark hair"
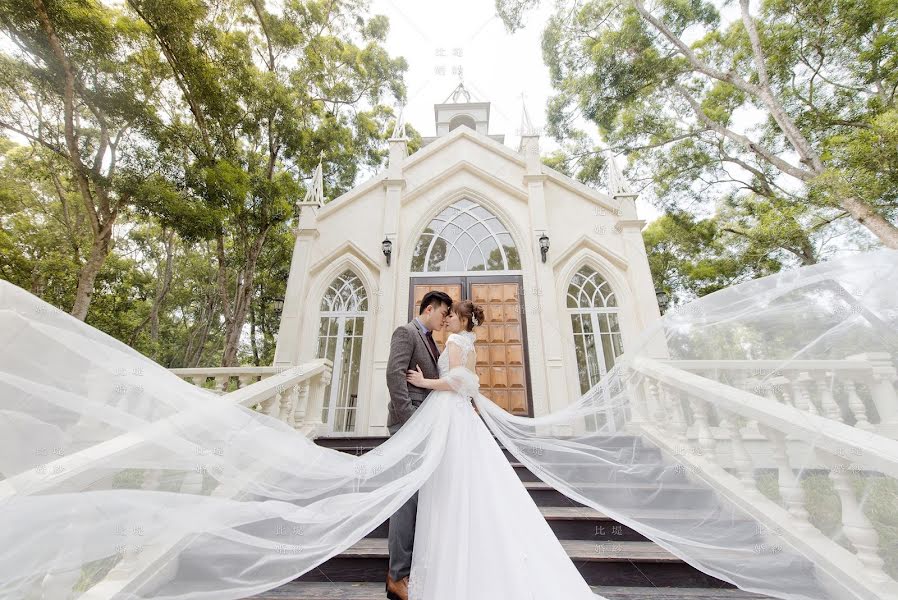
(419, 291, 453, 315)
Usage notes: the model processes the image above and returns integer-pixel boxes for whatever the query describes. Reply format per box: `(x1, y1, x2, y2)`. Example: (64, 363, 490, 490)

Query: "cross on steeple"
(444, 81, 472, 104)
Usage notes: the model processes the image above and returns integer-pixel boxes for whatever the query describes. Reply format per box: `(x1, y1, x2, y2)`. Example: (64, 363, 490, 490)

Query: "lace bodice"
(437, 330, 477, 377)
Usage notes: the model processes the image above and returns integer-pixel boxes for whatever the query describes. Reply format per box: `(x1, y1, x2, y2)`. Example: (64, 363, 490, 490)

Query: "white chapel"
(273, 83, 661, 436)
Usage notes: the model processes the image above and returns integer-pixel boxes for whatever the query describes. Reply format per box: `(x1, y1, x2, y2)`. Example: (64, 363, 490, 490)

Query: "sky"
(367, 0, 662, 222)
(368, 0, 557, 146)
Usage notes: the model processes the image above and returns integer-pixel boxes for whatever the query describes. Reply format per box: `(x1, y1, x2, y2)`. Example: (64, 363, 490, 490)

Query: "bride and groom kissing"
(381, 291, 601, 600)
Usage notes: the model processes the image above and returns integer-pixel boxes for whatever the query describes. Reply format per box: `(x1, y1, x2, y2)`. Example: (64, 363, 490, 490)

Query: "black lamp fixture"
(538, 232, 550, 263)
(262, 295, 285, 315)
(655, 288, 670, 315)
(382, 236, 393, 266)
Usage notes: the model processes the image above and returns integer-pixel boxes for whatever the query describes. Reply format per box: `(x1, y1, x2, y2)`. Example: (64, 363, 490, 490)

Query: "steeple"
(518, 92, 541, 174)
(607, 154, 638, 220)
(387, 103, 408, 174)
(421, 82, 505, 146)
(298, 150, 325, 209)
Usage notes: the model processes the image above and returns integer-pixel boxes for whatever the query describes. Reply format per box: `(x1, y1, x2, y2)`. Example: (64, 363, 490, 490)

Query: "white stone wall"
(274, 125, 661, 435)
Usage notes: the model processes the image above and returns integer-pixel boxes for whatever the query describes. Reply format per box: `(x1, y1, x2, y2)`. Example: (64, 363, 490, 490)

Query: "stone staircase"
(247, 435, 773, 600)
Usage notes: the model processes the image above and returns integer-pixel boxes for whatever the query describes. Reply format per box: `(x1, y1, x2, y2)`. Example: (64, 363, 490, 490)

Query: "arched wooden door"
(407, 197, 533, 416)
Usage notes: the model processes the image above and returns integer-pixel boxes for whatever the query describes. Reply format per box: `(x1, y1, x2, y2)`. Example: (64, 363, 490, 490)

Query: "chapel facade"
(273, 84, 661, 436)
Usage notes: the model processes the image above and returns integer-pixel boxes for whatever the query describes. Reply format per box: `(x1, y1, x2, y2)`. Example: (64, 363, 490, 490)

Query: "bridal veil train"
(1, 250, 897, 600)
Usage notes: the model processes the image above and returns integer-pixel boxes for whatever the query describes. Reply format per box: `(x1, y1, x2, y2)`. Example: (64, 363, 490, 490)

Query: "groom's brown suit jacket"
(386, 319, 440, 433)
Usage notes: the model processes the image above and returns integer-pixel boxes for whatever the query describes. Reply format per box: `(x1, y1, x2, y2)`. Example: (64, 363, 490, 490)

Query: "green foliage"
(1, 0, 408, 364)
(502, 0, 898, 256)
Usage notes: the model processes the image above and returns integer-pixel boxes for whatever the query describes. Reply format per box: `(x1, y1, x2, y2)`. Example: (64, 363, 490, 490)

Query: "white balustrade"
(623, 354, 898, 600)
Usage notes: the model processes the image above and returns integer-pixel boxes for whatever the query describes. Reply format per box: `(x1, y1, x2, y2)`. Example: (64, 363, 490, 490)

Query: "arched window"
(449, 114, 476, 131)
(567, 265, 624, 394)
(316, 270, 367, 433)
(411, 199, 520, 273)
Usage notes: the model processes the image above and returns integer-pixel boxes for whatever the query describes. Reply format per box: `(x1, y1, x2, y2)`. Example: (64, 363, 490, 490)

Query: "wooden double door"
(409, 276, 533, 416)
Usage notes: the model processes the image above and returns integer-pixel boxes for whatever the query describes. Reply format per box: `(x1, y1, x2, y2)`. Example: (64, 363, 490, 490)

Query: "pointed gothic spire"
(299, 150, 325, 208)
(444, 81, 472, 103)
(390, 103, 407, 139)
(519, 92, 537, 137)
(607, 154, 635, 197)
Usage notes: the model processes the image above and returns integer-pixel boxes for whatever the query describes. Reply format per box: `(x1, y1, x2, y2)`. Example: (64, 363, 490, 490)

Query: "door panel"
(470, 281, 530, 416)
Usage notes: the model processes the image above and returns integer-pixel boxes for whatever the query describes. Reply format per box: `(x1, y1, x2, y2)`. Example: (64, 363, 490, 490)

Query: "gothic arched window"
(316, 270, 367, 433)
(567, 265, 624, 394)
(411, 199, 520, 273)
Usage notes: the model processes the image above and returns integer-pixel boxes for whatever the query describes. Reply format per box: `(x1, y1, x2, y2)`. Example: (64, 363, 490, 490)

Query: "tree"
(126, 0, 407, 365)
(497, 0, 898, 248)
(642, 209, 783, 303)
(0, 0, 165, 318)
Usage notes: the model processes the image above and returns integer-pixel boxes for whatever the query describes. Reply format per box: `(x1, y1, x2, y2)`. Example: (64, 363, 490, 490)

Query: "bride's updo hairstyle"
(452, 300, 485, 332)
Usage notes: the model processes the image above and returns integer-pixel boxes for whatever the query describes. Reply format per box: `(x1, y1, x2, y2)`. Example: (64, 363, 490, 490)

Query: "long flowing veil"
(1, 249, 897, 600)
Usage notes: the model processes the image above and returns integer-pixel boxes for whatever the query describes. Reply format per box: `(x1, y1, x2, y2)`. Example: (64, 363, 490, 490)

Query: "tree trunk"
(129, 229, 176, 345)
(151, 230, 176, 340)
(70, 222, 113, 321)
(218, 228, 271, 367)
(840, 196, 898, 249)
(249, 299, 261, 366)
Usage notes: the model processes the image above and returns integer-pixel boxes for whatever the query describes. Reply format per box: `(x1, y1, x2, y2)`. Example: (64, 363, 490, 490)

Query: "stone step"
(293, 538, 744, 588)
(316, 438, 663, 465)
(509, 461, 689, 484)
(247, 582, 773, 599)
(521, 481, 716, 509)
(314, 434, 648, 451)
(361, 505, 757, 543)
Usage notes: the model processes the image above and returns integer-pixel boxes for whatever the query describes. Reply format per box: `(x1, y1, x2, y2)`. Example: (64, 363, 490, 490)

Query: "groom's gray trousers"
(386, 410, 420, 581)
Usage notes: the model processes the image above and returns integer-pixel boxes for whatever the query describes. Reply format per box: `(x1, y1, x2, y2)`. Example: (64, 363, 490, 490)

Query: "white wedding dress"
(407, 331, 602, 600)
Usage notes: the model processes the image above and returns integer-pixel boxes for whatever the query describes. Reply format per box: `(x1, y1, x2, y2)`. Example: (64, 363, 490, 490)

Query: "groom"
(384, 290, 452, 600)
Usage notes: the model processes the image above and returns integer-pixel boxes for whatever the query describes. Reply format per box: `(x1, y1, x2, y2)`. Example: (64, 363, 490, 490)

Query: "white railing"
(170, 361, 334, 433)
(623, 354, 898, 600)
(643, 354, 898, 438)
(169, 365, 292, 395)
(4, 359, 332, 599)
(74, 358, 333, 599)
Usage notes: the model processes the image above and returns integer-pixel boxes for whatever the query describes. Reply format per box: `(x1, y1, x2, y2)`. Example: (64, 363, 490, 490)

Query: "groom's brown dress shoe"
(385, 573, 409, 600)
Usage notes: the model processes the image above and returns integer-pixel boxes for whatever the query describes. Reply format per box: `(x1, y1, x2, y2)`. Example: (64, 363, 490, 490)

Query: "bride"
(403, 300, 601, 599)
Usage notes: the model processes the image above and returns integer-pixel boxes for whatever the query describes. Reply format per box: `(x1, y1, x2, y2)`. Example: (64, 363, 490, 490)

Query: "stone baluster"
(843, 379, 872, 430)
(279, 383, 297, 424)
(723, 414, 756, 490)
(291, 380, 311, 428)
(773, 375, 796, 409)
(735, 377, 763, 436)
(815, 449, 890, 583)
(660, 383, 689, 447)
(237, 374, 255, 390)
(765, 376, 789, 405)
(689, 396, 716, 462)
(789, 371, 820, 416)
(266, 386, 284, 420)
(627, 372, 650, 425)
(214, 375, 229, 394)
(848, 353, 898, 436)
(816, 373, 843, 422)
(190, 375, 206, 387)
(644, 378, 666, 426)
(303, 366, 332, 433)
(758, 424, 810, 522)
